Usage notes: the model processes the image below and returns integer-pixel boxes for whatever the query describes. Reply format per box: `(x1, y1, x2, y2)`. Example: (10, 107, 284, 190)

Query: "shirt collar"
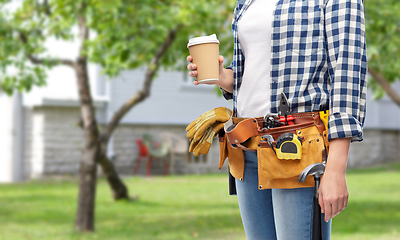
(235, 0, 253, 21)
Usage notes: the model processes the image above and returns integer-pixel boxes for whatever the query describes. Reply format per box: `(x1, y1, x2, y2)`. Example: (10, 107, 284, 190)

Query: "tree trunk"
(98, 27, 180, 200)
(98, 152, 129, 200)
(74, 58, 100, 232)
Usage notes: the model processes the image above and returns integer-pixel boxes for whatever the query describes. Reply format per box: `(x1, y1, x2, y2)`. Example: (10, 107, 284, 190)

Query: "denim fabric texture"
(236, 150, 332, 240)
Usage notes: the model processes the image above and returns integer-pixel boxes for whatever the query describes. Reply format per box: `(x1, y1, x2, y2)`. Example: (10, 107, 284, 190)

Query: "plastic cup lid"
(187, 34, 220, 48)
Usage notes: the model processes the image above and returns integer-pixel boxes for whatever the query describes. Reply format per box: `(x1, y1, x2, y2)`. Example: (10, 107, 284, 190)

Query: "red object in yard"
(133, 138, 168, 177)
(136, 139, 148, 157)
(133, 139, 149, 176)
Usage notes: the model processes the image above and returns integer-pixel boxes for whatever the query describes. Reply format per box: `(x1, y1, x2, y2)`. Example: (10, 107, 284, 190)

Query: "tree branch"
(18, 32, 74, 67)
(43, 0, 52, 16)
(101, 26, 181, 143)
(78, 3, 89, 59)
(368, 66, 400, 106)
(26, 54, 75, 67)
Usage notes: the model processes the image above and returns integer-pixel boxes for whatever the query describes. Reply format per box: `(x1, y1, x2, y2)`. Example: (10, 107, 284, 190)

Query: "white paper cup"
(187, 34, 220, 84)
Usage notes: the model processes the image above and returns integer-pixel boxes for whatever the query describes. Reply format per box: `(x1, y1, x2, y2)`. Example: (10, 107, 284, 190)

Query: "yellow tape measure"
(276, 133, 303, 160)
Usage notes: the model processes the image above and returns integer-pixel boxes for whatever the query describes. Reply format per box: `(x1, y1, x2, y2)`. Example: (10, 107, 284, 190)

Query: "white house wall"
(23, 106, 84, 178)
(23, 36, 100, 107)
(0, 92, 24, 182)
(363, 81, 400, 130)
(0, 91, 14, 182)
(105, 69, 232, 125)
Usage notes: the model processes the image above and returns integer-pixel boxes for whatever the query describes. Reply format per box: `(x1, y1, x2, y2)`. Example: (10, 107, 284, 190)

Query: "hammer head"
(297, 163, 325, 183)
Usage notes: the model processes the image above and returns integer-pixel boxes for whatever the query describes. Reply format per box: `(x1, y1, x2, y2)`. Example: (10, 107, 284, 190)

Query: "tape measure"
(276, 133, 303, 160)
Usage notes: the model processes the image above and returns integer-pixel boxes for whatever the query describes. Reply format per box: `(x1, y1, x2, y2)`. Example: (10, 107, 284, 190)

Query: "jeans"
(236, 150, 331, 240)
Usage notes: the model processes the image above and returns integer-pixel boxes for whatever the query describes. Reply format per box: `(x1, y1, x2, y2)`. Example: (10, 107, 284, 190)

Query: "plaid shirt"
(222, 0, 367, 142)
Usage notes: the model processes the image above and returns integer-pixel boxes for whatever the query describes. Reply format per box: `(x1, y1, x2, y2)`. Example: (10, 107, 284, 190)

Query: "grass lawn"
(0, 164, 399, 240)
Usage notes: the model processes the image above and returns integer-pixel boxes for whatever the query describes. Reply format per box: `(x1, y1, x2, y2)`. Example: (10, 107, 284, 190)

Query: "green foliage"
(0, 0, 234, 93)
(2, 0, 400, 99)
(86, 0, 233, 76)
(364, 0, 400, 99)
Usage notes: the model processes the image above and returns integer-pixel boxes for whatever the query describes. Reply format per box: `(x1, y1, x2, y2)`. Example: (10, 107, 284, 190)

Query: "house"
(349, 82, 400, 168)
(0, 60, 233, 182)
(1, 53, 400, 182)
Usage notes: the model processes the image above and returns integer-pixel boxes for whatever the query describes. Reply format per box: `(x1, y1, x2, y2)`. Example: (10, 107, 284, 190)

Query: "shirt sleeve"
(325, 0, 368, 142)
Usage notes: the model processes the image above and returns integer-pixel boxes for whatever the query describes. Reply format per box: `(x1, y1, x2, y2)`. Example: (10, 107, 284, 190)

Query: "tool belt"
(218, 111, 330, 190)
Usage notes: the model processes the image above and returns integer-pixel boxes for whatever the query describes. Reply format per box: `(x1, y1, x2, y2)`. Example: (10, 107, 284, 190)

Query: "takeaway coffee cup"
(187, 34, 220, 84)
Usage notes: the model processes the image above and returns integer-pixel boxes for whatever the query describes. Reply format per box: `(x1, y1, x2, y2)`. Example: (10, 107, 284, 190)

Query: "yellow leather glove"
(189, 121, 225, 156)
(186, 107, 232, 142)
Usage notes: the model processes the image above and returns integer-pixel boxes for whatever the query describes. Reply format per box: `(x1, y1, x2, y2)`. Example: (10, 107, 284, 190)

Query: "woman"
(187, 0, 367, 239)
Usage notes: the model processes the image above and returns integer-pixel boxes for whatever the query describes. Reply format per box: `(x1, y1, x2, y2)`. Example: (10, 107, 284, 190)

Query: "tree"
(0, 0, 233, 232)
(365, 0, 400, 106)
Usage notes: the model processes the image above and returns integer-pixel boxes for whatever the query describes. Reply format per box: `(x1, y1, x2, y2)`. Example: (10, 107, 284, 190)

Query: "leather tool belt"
(218, 111, 330, 190)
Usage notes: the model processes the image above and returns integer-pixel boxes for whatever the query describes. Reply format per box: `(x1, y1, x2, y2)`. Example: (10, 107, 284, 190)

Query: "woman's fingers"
(187, 63, 197, 71)
(189, 70, 198, 77)
(319, 192, 325, 213)
(218, 55, 224, 64)
(187, 55, 198, 80)
(187, 55, 224, 85)
(319, 187, 349, 222)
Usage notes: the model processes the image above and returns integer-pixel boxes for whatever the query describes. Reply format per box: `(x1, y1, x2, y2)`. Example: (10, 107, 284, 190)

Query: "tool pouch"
(221, 111, 329, 189)
(257, 124, 327, 189)
(218, 132, 245, 181)
(218, 132, 228, 170)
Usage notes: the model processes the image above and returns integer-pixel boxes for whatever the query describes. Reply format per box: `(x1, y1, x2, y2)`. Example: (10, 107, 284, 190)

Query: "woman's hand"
(186, 55, 233, 93)
(318, 138, 351, 222)
(186, 55, 200, 84)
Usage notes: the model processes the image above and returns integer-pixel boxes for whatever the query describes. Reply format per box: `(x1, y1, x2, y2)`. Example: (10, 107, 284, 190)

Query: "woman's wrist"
(217, 68, 234, 93)
(325, 137, 351, 174)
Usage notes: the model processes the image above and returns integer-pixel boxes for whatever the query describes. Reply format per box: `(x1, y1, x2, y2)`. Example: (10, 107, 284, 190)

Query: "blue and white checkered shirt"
(222, 0, 367, 142)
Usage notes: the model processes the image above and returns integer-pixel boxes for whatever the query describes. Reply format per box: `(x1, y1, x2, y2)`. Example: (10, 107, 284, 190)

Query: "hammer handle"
(313, 177, 323, 240)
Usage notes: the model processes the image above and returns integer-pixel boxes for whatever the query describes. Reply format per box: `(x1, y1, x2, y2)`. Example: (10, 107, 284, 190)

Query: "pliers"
(278, 93, 295, 126)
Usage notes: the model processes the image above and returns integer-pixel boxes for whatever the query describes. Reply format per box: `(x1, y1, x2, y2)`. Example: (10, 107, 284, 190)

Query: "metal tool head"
(263, 114, 284, 129)
(261, 134, 275, 143)
(297, 163, 326, 183)
(279, 93, 291, 116)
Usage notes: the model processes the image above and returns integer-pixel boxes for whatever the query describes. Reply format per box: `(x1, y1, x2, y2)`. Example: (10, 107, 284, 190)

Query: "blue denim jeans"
(236, 150, 331, 240)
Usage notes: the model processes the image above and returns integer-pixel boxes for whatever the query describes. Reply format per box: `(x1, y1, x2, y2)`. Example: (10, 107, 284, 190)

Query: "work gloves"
(186, 107, 232, 156)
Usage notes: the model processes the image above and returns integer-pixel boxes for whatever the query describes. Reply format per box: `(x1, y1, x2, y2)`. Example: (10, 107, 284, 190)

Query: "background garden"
(1, 164, 400, 240)
(1, 0, 400, 239)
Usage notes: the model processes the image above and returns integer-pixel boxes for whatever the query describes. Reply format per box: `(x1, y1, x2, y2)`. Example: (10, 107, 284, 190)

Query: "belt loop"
(312, 111, 326, 136)
(312, 111, 320, 125)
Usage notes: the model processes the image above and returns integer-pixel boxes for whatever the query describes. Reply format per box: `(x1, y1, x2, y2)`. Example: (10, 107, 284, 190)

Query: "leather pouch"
(218, 133, 245, 181)
(257, 125, 326, 189)
(218, 133, 228, 170)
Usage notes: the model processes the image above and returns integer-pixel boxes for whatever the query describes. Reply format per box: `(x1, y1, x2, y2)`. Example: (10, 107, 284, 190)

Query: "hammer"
(298, 163, 326, 240)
